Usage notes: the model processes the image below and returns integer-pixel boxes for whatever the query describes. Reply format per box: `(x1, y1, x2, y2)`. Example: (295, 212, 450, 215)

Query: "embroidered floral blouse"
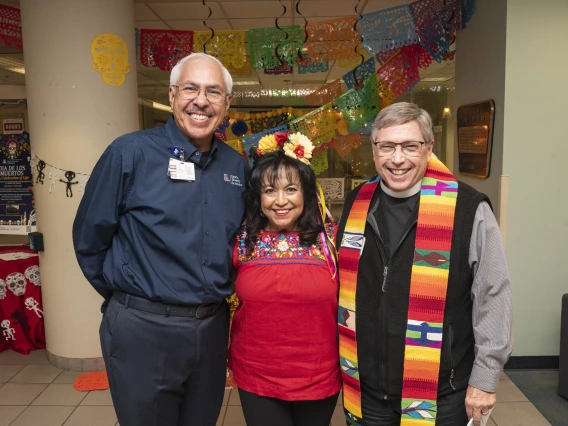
(228, 226, 341, 401)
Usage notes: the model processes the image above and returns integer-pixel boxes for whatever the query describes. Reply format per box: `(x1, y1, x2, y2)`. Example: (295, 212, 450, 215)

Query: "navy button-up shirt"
(73, 117, 248, 305)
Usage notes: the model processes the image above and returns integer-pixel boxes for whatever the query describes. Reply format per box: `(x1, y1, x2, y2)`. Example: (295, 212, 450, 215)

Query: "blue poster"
(0, 131, 36, 234)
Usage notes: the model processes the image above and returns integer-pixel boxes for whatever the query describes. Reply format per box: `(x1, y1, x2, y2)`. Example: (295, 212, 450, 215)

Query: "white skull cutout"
(0, 279, 5, 299)
(8, 141, 17, 157)
(6, 272, 26, 296)
(25, 265, 41, 287)
(1, 319, 9, 328)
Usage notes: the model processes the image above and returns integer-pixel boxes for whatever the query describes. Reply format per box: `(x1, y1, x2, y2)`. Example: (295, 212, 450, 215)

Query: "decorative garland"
(30, 152, 89, 198)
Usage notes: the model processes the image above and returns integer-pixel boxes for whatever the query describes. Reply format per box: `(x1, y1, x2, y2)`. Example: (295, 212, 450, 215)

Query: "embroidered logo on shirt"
(224, 174, 242, 187)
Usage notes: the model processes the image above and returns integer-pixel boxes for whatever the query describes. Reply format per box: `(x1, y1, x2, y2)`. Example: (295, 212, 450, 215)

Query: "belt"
(113, 291, 224, 318)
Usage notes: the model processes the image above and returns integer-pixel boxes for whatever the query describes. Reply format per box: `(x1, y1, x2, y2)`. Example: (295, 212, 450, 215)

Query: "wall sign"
(3, 118, 24, 135)
(457, 100, 495, 178)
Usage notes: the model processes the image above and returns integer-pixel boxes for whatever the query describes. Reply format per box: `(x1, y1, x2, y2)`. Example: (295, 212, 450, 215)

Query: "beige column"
(20, 0, 138, 368)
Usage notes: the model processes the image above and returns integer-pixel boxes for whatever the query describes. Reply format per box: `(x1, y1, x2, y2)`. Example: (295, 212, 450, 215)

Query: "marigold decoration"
(256, 131, 314, 166)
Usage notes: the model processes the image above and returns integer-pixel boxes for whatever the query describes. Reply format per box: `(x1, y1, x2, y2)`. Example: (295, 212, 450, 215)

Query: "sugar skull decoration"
(0, 279, 6, 299)
(6, 272, 26, 296)
(91, 33, 130, 87)
(25, 265, 41, 287)
(8, 141, 17, 157)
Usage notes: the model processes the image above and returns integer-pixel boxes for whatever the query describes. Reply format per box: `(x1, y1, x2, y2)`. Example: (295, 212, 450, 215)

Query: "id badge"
(168, 158, 195, 181)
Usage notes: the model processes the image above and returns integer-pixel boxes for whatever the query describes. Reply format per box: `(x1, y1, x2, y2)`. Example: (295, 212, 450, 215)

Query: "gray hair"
(370, 102, 434, 143)
(169, 52, 233, 94)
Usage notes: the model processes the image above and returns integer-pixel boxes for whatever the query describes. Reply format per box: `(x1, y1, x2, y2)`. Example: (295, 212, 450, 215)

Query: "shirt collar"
(380, 179, 421, 199)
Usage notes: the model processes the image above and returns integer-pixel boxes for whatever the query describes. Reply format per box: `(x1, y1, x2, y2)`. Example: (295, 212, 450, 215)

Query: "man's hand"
(465, 385, 496, 426)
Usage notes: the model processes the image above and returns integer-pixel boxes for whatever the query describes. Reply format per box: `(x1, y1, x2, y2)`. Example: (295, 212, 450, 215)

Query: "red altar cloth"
(0, 245, 45, 354)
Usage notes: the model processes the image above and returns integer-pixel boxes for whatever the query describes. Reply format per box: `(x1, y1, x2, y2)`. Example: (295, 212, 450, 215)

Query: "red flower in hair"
(293, 145, 305, 159)
(274, 131, 289, 147)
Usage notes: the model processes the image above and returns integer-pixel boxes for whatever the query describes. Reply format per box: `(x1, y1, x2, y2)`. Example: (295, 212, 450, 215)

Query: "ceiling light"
(421, 77, 452, 82)
(152, 102, 172, 113)
(232, 81, 260, 86)
(0, 57, 25, 75)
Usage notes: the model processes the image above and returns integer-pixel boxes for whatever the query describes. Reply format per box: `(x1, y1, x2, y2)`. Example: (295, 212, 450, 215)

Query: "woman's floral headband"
(257, 131, 314, 165)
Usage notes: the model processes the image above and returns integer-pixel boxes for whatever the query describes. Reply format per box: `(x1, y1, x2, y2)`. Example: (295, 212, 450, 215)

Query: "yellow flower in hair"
(258, 134, 278, 155)
(284, 132, 314, 165)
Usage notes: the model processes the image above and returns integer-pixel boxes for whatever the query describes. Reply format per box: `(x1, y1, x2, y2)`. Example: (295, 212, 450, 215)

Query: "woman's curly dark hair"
(244, 150, 324, 253)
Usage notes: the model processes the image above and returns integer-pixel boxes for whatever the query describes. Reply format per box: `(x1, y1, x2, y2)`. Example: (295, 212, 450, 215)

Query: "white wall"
(503, 0, 568, 356)
(454, 0, 507, 220)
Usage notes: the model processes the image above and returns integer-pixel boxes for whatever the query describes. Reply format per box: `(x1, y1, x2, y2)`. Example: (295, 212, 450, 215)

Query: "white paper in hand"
(466, 407, 494, 426)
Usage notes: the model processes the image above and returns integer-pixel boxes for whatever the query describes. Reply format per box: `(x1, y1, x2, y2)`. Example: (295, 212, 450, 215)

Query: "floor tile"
(491, 401, 551, 425)
(0, 365, 25, 382)
(496, 379, 529, 402)
(80, 389, 113, 406)
(0, 406, 26, 426)
(0, 349, 49, 365)
(217, 405, 227, 426)
(10, 406, 75, 426)
(222, 405, 246, 426)
(228, 389, 241, 405)
(63, 406, 118, 426)
(336, 390, 343, 405)
(53, 370, 83, 384)
(486, 417, 497, 426)
(222, 388, 230, 406)
(0, 383, 47, 405)
(500, 370, 510, 380)
(330, 403, 346, 426)
(32, 384, 88, 406)
(10, 364, 63, 383)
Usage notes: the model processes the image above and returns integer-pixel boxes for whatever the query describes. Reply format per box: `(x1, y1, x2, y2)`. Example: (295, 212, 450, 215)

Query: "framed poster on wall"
(457, 100, 495, 178)
(0, 131, 36, 235)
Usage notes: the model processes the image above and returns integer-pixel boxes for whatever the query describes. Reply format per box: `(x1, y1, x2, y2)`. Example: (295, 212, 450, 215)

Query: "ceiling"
(0, 0, 455, 107)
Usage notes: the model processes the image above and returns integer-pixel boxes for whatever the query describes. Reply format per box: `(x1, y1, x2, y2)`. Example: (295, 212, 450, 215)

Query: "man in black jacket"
(336, 102, 512, 426)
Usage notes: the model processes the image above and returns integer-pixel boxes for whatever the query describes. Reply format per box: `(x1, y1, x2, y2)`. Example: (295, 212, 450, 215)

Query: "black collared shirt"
(376, 189, 420, 260)
(73, 117, 248, 305)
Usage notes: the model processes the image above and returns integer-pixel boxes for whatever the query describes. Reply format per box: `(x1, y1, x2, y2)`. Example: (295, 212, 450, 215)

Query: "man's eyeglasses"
(372, 141, 426, 157)
(173, 85, 228, 104)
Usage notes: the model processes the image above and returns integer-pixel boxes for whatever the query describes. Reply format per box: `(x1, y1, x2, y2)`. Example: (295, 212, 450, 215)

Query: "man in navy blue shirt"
(73, 53, 248, 426)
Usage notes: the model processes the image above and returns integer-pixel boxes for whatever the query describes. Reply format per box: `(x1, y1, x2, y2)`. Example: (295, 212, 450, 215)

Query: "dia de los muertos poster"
(0, 131, 36, 235)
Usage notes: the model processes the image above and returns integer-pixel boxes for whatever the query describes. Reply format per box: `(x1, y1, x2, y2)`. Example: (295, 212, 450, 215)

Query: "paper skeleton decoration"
(59, 170, 78, 197)
(1, 319, 15, 341)
(24, 265, 41, 287)
(6, 272, 26, 296)
(36, 160, 46, 184)
(49, 167, 60, 193)
(25, 297, 43, 318)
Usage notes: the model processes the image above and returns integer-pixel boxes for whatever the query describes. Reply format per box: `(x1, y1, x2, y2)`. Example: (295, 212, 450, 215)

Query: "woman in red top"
(229, 136, 341, 426)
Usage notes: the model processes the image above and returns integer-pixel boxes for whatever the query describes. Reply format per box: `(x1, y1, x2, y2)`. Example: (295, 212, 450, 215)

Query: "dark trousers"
(100, 296, 230, 426)
(361, 388, 468, 425)
(238, 388, 339, 426)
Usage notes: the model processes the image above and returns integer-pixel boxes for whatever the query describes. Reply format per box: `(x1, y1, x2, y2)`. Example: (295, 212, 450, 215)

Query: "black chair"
(559, 294, 568, 399)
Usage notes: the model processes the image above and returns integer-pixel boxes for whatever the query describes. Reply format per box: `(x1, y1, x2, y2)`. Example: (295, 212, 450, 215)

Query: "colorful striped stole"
(338, 157, 458, 425)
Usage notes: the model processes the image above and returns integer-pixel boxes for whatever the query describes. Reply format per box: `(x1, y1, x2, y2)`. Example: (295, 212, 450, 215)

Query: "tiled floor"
(0, 349, 552, 426)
